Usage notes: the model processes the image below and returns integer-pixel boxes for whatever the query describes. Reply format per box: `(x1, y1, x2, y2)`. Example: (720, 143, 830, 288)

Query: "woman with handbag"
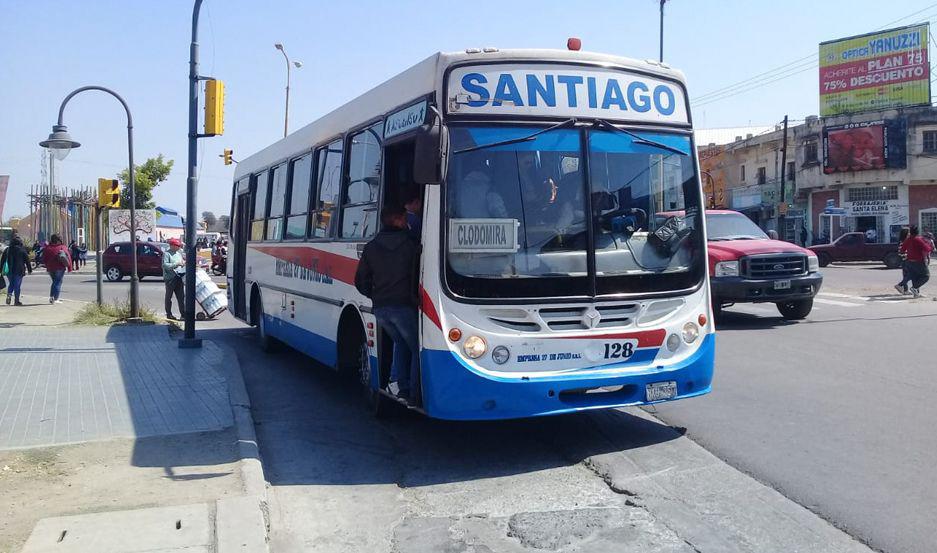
(41, 234, 72, 304)
(1, 235, 33, 306)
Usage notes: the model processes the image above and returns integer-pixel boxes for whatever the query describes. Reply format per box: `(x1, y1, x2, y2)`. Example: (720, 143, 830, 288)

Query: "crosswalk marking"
(817, 292, 870, 301)
(814, 298, 862, 307)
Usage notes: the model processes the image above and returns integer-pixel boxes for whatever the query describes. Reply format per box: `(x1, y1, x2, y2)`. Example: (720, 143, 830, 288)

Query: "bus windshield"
(446, 124, 704, 299)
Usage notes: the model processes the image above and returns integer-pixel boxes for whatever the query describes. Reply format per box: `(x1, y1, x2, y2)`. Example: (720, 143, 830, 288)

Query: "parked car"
(808, 232, 901, 268)
(706, 210, 822, 320)
(102, 241, 168, 281)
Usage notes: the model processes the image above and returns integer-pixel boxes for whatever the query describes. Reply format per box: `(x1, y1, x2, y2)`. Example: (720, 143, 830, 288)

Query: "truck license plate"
(774, 280, 791, 290)
(646, 381, 677, 401)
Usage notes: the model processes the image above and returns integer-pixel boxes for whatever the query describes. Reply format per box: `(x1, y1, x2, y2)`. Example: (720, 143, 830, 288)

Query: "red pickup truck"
(706, 210, 822, 320)
(808, 232, 901, 269)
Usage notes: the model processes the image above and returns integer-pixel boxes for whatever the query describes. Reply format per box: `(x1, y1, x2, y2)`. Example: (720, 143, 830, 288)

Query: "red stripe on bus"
(250, 245, 359, 286)
(546, 328, 666, 347)
(421, 287, 442, 330)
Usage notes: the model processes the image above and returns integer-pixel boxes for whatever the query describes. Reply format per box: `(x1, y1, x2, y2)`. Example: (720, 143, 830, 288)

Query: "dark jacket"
(354, 229, 419, 309)
(1, 241, 33, 277)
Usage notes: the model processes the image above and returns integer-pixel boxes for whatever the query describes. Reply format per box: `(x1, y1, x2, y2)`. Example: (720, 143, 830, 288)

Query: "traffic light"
(204, 79, 225, 136)
(98, 178, 120, 209)
(222, 148, 233, 165)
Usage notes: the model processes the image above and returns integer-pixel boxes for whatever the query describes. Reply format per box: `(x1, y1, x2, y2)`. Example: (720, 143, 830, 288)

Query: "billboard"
(819, 24, 930, 116)
(822, 119, 907, 174)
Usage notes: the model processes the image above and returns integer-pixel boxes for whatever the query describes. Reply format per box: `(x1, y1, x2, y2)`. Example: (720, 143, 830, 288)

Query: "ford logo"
(773, 263, 785, 270)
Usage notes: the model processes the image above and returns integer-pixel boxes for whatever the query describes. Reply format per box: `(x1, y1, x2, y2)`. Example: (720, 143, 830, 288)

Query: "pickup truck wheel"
(817, 252, 832, 267)
(776, 298, 813, 320)
(883, 252, 902, 269)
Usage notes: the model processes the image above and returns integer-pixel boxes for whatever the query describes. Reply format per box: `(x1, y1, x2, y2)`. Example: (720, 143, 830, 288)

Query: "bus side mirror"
(413, 115, 442, 185)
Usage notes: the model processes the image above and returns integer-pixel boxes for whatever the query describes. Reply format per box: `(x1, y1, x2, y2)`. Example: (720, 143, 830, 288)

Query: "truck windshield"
(706, 213, 768, 241)
(445, 124, 705, 299)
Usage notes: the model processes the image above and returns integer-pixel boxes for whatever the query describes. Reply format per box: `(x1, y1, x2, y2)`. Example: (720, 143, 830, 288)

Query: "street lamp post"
(40, 86, 140, 319)
(274, 43, 302, 138)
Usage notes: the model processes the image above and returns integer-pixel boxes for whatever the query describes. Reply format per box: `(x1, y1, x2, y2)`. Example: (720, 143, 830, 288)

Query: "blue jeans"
(7, 274, 23, 302)
(49, 270, 65, 300)
(374, 306, 420, 399)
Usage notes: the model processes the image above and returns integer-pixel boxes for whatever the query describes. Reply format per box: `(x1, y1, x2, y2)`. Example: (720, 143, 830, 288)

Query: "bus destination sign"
(448, 218, 519, 253)
(447, 64, 688, 125)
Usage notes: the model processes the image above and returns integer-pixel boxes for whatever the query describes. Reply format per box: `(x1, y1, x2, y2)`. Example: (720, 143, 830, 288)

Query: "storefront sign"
(819, 24, 930, 116)
(844, 199, 909, 224)
(730, 185, 762, 210)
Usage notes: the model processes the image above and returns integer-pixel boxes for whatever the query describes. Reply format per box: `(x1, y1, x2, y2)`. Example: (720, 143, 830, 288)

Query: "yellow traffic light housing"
(98, 178, 120, 209)
(204, 79, 225, 136)
(223, 148, 233, 165)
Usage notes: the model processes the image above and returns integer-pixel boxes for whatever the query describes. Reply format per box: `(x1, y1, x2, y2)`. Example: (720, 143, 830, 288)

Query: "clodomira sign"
(819, 24, 930, 116)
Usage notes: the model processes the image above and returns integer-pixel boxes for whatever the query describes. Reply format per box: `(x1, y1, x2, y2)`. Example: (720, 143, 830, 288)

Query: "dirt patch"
(0, 429, 242, 553)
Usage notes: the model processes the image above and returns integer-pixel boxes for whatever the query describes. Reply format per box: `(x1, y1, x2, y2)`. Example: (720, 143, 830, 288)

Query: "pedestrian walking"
(1, 235, 33, 306)
(902, 225, 934, 298)
(41, 234, 72, 304)
(894, 227, 912, 295)
(354, 206, 421, 406)
(162, 238, 186, 320)
(69, 240, 81, 271)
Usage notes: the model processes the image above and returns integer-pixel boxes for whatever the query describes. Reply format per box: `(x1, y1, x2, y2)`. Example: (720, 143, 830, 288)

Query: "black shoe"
(14, 301, 24, 306)
(166, 313, 179, 320)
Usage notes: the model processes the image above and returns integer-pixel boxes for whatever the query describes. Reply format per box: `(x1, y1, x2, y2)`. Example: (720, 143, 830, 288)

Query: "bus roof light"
(567, 37, 581, 51)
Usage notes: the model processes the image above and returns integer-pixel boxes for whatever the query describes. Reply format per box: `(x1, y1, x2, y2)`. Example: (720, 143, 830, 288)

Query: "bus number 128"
(604, 342, 635, 359)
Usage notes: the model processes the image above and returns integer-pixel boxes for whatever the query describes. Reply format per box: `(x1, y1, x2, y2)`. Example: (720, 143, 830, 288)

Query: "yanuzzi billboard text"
(447, 64, 689, 125)
(819, 24, 930, 116)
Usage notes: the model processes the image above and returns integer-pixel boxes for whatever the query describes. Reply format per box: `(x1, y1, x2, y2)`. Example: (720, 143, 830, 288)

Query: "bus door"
(233, 189, 252, 319)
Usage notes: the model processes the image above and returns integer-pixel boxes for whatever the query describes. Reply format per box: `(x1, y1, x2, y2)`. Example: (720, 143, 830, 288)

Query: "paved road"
(654, 267, 937, 553)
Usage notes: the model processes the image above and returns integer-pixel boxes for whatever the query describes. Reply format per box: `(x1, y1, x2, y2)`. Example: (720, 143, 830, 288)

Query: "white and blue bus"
(228, 47, 714, 420)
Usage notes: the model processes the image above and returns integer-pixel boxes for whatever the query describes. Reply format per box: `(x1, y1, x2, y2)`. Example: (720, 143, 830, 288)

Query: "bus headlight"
(714, 261, 739, 277)
(807, 254, 819, 273)
(491, 345, 510, 364)
(682, 322, 699, 344)
(463, 335, 487, 359)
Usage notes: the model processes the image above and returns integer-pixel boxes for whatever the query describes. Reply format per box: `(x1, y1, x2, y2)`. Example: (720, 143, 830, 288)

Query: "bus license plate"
(646, 381, 677, 401)
(774, 280, 791, 290)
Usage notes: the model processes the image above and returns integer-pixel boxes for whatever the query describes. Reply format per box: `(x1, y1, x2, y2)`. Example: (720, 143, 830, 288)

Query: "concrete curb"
(167, 327, 269, 552)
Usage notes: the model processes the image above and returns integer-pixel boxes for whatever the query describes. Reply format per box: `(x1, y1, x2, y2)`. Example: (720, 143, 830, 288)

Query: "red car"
(102, 241, 168, 281)
(705, 210, 822, 319)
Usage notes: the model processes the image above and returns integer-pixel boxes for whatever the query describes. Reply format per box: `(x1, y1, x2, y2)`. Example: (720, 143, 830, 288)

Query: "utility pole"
(182, 0, 205, 349)
(659, 0, 667, 62)
(778, 115, 789, 241)
(95, 206, 103, 305)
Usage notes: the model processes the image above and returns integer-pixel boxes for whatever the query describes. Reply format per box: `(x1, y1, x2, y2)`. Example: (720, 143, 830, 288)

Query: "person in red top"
(901, 225, 933, 298)
(41, 234, 72, 304)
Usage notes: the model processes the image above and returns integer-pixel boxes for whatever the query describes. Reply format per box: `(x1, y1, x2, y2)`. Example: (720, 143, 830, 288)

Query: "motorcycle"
(211, 245, 227, 276)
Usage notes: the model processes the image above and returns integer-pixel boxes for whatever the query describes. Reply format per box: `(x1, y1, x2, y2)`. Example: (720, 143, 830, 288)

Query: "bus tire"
(339, 313, 390, 417)
(252, 288, 280, 353)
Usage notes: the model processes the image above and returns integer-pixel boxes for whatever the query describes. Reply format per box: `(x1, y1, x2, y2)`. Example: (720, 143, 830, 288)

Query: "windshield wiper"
(453, 118, 577, 155)
(593, 119, 688, 156)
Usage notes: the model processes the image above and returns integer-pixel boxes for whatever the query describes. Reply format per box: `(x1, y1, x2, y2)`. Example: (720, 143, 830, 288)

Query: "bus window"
(266, 163, 288, 241)
(250, 171, 269, 241)
(341, 124, 382, 239)
(310, 140, 343, 238)
(285, 153, 313, 239)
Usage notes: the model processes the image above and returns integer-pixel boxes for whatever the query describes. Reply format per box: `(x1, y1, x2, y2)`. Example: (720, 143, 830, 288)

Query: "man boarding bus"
(228, 45, 714, 419)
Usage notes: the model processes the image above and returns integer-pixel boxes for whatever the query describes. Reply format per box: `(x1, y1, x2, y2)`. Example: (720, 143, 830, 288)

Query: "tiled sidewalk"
(0, 325, 233, 449)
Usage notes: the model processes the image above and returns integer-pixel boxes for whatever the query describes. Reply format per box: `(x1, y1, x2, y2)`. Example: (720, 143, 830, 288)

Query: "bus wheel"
(352, 331, 390, 417)
(253, 291, 279, 353)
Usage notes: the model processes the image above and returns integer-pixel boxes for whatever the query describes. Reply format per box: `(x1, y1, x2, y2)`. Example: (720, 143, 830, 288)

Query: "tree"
(216, 215, 230, 232)
(118, 154, 174, 209)
(202, 211, 217, 230)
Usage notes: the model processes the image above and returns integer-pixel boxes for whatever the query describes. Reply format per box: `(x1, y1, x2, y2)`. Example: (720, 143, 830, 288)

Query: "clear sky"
(2, 0, 935, 220)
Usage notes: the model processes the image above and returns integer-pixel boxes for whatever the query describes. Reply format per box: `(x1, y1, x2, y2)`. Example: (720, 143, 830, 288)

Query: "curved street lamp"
(39, 85, 140, 319)
(274, 43, 302, 138)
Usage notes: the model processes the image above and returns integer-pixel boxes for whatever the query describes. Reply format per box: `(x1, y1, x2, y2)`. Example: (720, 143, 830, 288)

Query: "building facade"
(699, 105, 937, 245)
